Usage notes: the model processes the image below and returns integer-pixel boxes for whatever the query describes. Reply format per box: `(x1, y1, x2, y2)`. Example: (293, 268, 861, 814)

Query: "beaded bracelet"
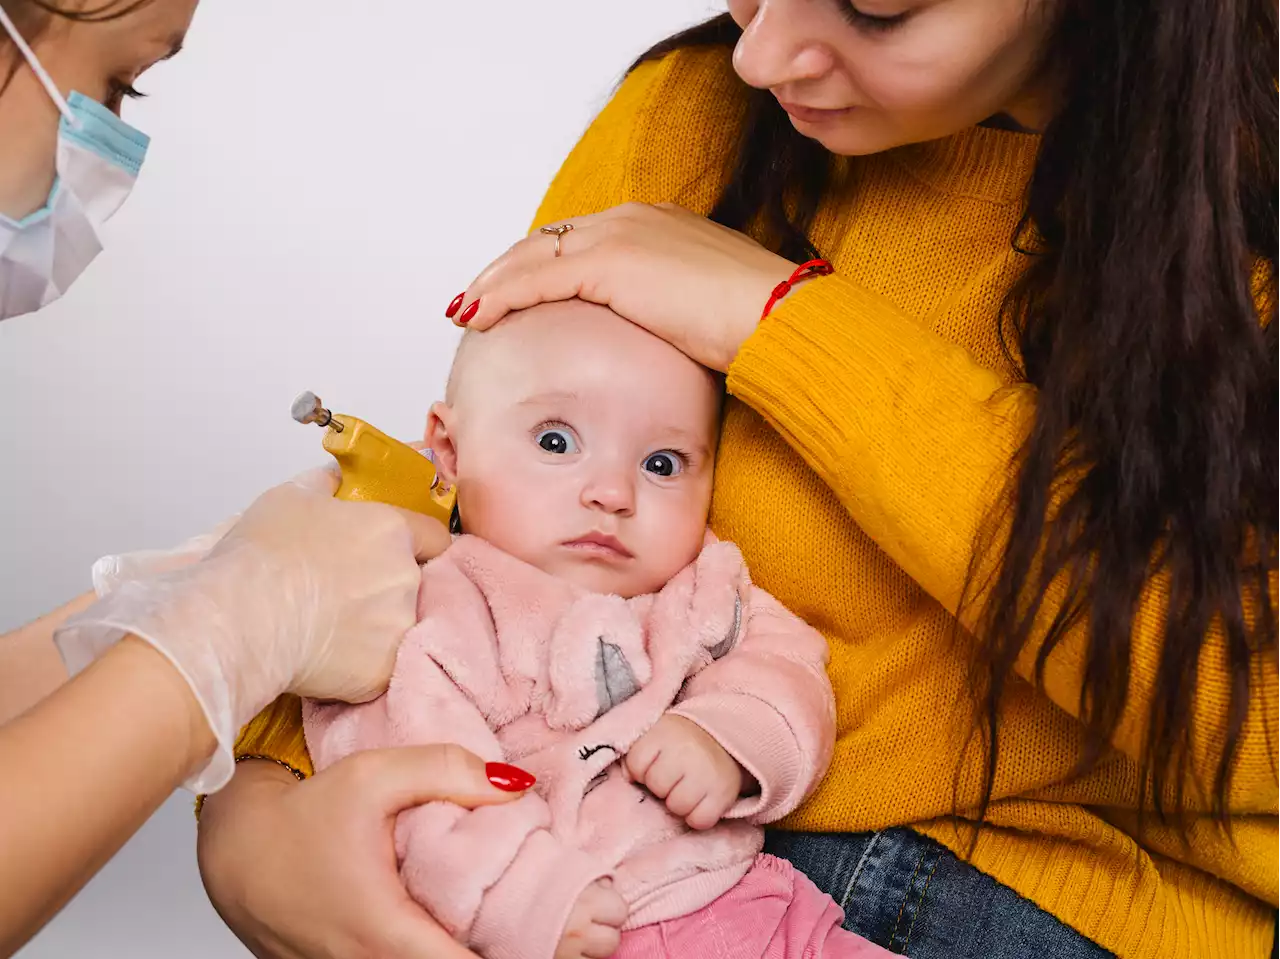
(192, 755, 306, 818)
(761, 258, 834, 322)
(235, 753, 307, 781)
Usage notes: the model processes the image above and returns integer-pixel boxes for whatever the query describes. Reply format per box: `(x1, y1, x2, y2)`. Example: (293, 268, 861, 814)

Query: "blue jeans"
(765, 828, 1114, 958)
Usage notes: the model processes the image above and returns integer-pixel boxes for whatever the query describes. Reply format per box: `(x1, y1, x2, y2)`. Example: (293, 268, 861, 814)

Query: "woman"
(201, 1, 1277, 957)
(0, 3, 521, 956)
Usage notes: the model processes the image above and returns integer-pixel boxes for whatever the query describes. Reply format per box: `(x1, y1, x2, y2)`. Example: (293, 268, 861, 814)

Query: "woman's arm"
(727, 272, 1278, 808)
(0, 473, 451, 955)
(0, 591, 93, 725)
(0, 636, 216, 956)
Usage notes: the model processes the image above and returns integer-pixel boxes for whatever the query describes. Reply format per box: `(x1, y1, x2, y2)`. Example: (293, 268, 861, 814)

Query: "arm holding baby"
(303, 551, 625, 959)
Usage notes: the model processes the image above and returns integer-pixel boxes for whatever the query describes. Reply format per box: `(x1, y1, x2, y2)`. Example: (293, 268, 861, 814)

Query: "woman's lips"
(563, 533, 634, 560)
(777, 100, 856, 124)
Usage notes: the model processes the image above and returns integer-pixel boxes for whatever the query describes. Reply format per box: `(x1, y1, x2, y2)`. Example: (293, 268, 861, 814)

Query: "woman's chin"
(788, 112, 921, 158)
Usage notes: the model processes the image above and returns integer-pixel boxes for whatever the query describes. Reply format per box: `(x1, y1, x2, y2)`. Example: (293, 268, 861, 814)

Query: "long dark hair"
(0, 0, 152, 94)
(636, 3, 1277, 830)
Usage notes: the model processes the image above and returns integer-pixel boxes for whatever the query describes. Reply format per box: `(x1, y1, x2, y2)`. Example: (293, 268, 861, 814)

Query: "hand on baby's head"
(428, 300, 724, 598)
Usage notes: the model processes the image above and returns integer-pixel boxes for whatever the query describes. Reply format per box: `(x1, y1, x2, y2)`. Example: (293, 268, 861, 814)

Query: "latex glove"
(624, 714, 751, 831)
(54, 471, 451, 792)
(198, 745, 528, 959)
(91, 466, 337, 597)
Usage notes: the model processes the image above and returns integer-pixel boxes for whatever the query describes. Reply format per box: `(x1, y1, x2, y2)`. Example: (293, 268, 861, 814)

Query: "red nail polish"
(445, 293, 465, 318)
(486, 762, 536, 792)
(459, 300, 480, 325)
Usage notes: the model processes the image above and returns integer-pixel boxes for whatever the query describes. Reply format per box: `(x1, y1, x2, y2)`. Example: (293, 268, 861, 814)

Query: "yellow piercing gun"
(290, 391, 455, 527)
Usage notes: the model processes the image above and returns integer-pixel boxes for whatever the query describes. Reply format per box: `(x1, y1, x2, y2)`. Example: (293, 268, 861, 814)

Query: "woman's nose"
(732, 0, 836, 91)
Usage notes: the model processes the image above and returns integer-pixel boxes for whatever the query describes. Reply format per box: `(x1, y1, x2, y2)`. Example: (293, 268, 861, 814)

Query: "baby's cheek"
(666, 496, 714, 569)
(461, 473, 553, 558)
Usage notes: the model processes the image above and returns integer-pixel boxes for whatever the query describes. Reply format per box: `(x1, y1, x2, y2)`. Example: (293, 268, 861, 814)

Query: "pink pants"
(614, 855, 893, 959)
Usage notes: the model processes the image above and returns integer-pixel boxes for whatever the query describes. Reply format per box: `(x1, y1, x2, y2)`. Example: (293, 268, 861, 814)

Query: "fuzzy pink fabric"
(613, 855, 894, 959)
(304, 534, 835, 959)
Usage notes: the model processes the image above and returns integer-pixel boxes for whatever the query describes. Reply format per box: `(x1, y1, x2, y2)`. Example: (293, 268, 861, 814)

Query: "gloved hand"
(54, 470, 451, 792)
(90, 466, 337, 597)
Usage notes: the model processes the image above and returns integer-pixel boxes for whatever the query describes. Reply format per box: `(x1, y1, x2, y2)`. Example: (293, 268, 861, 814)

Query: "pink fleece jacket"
(303, 534, 835, 959)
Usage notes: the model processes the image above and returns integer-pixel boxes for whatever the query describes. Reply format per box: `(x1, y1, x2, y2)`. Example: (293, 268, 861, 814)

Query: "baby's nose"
(582, 468, 636, 516)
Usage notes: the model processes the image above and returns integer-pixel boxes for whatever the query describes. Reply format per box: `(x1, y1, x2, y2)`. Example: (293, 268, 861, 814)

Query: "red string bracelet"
(761, 258, 834, 322)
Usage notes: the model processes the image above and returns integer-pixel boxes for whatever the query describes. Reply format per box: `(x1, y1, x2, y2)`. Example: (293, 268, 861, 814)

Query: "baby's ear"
(424, 402, 460, 486)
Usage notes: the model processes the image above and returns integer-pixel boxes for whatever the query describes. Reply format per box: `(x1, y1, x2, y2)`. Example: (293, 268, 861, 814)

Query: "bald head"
(445, 300, 721, 415)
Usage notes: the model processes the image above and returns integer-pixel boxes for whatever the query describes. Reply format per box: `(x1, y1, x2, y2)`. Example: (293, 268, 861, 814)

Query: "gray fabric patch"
(707, 594, 742, 660)
(594, 638, 640, 717)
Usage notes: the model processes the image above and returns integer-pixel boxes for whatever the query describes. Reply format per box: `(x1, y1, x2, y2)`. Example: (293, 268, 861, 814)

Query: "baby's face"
(429, 301, 720, 598)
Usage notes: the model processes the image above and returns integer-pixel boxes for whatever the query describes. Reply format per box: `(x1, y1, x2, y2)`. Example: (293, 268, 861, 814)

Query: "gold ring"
(539, 223, 574, 257)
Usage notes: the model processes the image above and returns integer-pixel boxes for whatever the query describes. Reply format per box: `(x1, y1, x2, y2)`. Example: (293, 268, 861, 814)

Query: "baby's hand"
(556, 878, 627, 959)
(624, 714, 751, 830)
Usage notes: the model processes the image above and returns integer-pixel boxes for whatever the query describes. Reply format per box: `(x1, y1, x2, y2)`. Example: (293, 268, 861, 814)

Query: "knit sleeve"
(232, 694, 313, 777)
(728, 273, 1278, 810)
(669, 586, 836, 823)
(191, 696, 311, 818)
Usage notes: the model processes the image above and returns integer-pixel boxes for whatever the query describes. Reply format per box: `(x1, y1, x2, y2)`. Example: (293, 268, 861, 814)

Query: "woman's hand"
(199, 745, 527, 959)
(454, 203, 797, 372)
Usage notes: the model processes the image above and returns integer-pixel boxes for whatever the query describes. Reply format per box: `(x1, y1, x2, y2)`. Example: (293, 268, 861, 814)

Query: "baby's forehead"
(449, 302, 720, 429)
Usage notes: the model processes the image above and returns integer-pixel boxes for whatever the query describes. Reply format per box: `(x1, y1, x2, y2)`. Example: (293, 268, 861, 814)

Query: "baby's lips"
(486, 762, 536, 792)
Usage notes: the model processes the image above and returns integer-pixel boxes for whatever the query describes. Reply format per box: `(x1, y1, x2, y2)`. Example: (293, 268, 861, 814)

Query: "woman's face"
(0, 0, 198, 219)
(727, 0, 1055, 156)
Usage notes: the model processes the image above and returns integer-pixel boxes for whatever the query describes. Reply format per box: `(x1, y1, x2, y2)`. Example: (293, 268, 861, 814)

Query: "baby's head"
(426, 300, 721, 599)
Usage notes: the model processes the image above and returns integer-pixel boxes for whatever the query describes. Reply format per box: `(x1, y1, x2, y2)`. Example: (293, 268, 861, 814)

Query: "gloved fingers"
(288, 463, 340, 495)
(390, 507, 453, 564)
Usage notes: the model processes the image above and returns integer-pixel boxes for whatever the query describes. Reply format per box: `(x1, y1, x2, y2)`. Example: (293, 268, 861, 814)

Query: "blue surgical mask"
(0, 4, 150, 320)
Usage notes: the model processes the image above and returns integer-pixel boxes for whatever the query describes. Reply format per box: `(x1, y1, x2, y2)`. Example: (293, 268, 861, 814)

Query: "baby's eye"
(643, 451, 683, 477)
(535, 428, 578, 455)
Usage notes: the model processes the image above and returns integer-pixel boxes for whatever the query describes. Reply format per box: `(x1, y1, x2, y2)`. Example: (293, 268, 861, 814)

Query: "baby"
(302, 301, 889, 959)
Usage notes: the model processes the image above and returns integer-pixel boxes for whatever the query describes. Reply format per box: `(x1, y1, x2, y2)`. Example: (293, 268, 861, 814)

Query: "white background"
(1, 3, 717, 955)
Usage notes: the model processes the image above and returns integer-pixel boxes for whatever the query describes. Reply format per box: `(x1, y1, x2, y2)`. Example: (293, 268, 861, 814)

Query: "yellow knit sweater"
(231, 48, 1278, 959)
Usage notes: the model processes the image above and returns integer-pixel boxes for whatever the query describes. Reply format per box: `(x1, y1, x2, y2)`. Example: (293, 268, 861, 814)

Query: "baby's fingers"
(622, 735, 660, 784)
(587, 880, 629, 928)
(639, 756, 683, 800)
(566, 881, 626, 959)
(580, 923, 623, 959)
(686, 791, 733, 832)
(663, 776, 706, 820)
